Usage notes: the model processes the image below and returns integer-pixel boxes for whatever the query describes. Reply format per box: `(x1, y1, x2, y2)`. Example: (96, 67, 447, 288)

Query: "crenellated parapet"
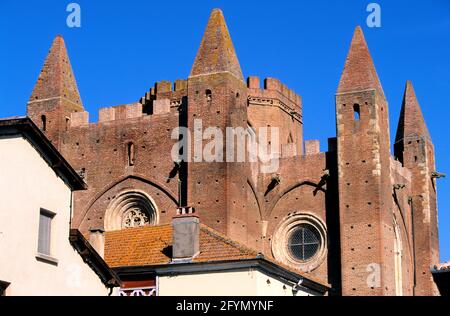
(247, 76, 302, 123)
(139, 79, 188, 114)
(69, 99, 179, 128)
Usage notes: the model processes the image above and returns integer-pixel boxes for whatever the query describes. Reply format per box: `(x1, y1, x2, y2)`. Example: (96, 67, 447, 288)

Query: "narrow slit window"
(353, 104, 361, 121)
(128, 142, 135, 166)
(41, 115, 47, 131)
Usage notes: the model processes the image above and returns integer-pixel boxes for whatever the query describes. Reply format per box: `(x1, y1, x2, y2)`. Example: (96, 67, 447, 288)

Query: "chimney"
(89, 228, 105, 258)
(172, 207, 200, 262)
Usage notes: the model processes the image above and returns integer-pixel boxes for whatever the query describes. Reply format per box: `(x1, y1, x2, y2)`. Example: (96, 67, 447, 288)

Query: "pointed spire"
(190, 9, 244, 81)
(395, 81, 431, 143)
(29, 35, 83, 109)
(337, 26, 385, 98)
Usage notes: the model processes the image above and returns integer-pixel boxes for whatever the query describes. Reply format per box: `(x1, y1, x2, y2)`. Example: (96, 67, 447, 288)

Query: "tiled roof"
(434, 262, 450, 272)
(104, 223, 329, 288)
(104, 224, 258, 268)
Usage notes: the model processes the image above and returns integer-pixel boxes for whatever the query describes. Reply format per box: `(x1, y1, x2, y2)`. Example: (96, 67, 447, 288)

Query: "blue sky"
(0, 0, 449, 261)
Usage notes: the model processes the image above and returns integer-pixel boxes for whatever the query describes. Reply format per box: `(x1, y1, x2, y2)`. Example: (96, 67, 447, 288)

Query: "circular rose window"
(272, 213, 327, 272)
(288, 224, 321, 262)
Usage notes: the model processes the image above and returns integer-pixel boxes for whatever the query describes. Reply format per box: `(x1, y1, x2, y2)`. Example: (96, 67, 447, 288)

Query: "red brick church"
(25, 9, 445, 295)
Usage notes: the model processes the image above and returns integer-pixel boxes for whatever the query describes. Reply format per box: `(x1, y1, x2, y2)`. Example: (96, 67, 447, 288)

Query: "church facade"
(25, 9, 443, 296)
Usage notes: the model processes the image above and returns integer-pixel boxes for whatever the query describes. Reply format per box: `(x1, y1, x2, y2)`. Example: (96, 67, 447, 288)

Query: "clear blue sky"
(0, 0, 449, 261)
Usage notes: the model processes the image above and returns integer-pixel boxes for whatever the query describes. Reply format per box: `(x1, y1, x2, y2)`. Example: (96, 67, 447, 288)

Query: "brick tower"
(394, 81, 440, 296)
(336, 26, 397, 295)
(21, 9, 443, 296)
(27, 35, 84, 149)
(187, 9, 249, 235)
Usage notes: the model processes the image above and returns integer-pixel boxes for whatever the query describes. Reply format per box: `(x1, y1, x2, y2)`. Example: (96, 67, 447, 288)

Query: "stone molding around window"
(271, 212, 327, 273)
(104, 190, 159, 231)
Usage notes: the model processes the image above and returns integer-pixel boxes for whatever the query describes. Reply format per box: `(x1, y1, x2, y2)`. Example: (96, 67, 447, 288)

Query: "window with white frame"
(38, 209, 55, 257)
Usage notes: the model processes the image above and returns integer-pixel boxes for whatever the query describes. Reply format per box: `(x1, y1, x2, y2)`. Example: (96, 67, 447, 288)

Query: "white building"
(0, 117, 120, 296)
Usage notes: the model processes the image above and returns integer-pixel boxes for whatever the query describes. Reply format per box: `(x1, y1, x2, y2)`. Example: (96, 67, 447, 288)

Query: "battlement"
(247, 77, 301, 107)
(69, 100, 176, 128)
(247, 76, 302, 123)
(140, 79, 188, 104)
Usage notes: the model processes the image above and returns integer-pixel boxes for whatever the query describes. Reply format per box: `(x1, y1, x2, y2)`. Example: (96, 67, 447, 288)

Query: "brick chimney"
(172, 207, 200, 262)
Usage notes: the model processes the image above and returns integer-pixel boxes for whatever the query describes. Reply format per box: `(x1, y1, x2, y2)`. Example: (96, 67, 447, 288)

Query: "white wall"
(0, 136, 109, 296)
(158, 269, 317, 296)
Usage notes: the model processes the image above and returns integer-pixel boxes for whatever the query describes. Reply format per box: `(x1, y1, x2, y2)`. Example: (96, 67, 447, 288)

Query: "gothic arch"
(76, 174, 178, 227)
(392, 195, 414, 295)
(266, 180, 326, 218)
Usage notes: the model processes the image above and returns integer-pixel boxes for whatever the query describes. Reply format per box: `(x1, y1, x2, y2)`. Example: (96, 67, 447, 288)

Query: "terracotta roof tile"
(104, 223, 329, 288)
(434, 262, 450, 272)
(104, 224, 257, 268)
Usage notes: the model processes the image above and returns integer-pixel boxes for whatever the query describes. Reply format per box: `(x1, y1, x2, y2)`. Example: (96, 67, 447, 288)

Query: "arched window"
(41, 115, 47, 132)
(104, 191, 158, 231)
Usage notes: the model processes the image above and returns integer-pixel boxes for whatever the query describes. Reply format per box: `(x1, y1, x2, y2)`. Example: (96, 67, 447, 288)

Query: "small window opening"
(41, 115, 47, 131)
(353, 104, 361, 121)
(65, 117, 70, 131)
(205, 89, 212, 103)
(127, 142, 135, 166)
